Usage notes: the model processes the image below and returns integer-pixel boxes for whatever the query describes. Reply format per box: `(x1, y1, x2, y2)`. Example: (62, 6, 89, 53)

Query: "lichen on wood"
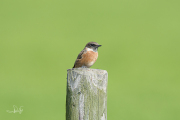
(66, 68, 108, 120)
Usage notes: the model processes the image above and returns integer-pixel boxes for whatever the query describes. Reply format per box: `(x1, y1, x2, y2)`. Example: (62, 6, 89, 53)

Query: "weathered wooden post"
(66, 68, 108, 120)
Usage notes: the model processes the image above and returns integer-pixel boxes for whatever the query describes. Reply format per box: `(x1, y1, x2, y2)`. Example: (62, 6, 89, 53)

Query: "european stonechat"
(73, 42, 102, 68)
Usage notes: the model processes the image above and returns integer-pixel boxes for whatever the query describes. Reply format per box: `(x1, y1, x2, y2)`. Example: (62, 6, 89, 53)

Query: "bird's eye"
(90, 44, 95, 46)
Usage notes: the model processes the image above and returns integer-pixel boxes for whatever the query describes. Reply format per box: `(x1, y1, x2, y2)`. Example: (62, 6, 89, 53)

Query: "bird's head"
(85, 42, 102, 52)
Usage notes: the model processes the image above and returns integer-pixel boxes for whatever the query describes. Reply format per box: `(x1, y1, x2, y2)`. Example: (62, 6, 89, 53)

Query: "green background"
(0, 0, 180, 120)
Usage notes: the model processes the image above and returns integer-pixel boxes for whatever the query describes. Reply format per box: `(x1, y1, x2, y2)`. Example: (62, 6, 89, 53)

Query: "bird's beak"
(97, 45, 102, 47)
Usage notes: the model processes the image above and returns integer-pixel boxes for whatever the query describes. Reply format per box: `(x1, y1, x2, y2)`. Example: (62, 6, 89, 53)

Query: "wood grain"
(66, 68, 108, 120)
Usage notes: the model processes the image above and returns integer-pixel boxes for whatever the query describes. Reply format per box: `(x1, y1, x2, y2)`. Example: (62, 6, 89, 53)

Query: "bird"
(73, 42, 102, 68)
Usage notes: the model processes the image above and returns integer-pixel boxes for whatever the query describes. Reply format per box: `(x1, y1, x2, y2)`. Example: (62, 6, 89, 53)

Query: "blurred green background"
(0, 0, 180, 120)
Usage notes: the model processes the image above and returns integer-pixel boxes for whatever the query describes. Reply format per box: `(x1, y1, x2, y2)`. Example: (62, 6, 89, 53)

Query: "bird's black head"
(85, 42, 102, 52)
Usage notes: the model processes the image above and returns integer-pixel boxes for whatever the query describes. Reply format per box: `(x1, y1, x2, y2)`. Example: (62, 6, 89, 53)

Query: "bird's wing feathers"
(73, 49, 86, 68)
(77, 49, 85, 59)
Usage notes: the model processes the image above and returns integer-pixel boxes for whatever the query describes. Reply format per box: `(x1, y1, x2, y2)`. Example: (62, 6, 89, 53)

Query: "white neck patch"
(86, 47, 98, 52)
(86, 48, 94, 51)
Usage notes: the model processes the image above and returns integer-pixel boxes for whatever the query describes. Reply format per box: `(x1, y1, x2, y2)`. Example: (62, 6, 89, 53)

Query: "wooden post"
(66, 68, 108, 120)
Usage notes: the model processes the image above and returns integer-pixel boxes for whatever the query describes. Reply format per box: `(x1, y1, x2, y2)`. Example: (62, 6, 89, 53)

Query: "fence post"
(66, 68, 108, 120)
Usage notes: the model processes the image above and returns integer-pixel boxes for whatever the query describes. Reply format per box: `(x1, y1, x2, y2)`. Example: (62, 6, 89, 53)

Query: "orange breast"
(81, 51, 98, 67)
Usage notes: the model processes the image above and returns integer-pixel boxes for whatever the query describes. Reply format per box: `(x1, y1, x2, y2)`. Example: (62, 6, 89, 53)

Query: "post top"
(67, 68, 107, 72)
(67, 68, 108, 94)
(67, 68, 107, 76)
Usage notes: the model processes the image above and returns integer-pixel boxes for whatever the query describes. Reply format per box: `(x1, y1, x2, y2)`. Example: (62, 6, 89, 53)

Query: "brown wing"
(73, 49, 86, 68)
